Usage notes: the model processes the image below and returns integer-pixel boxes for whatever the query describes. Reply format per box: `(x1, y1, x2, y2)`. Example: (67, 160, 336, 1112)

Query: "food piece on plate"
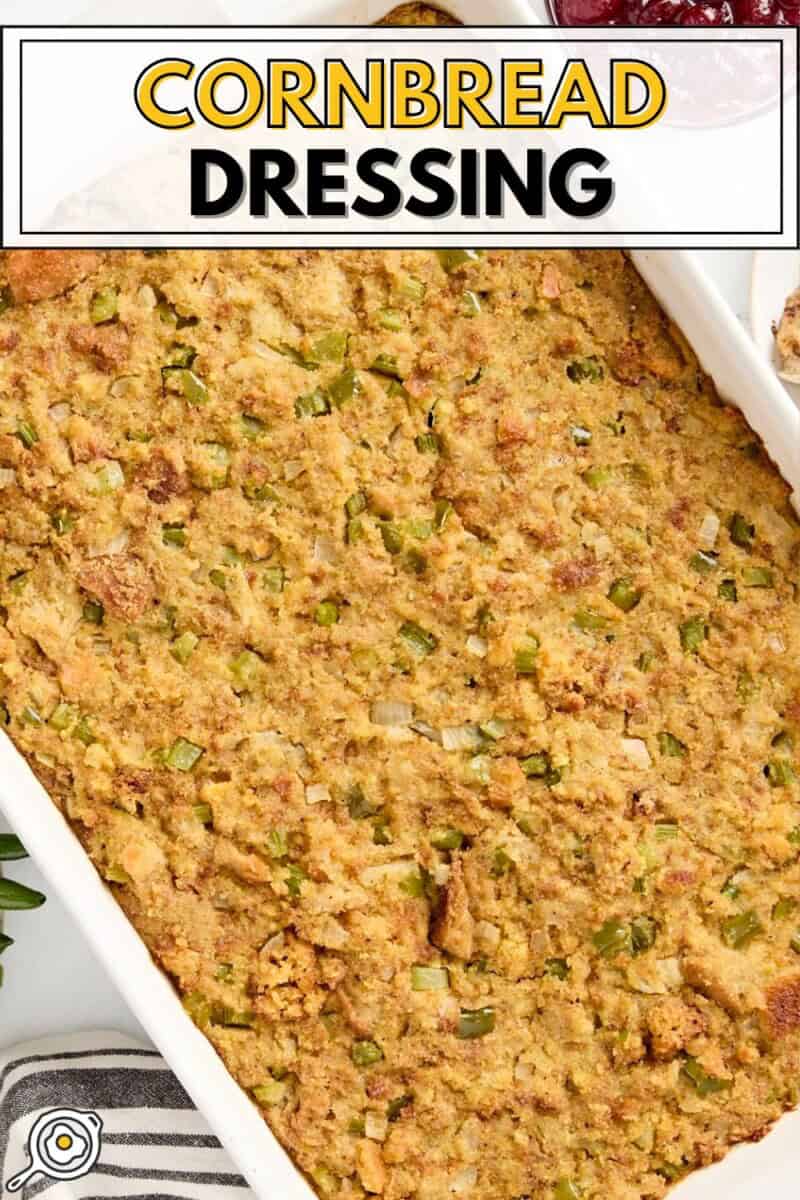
(775, 285, 800, 383)
(3, 248, 800, 1200)
(376, 2, 461, 23)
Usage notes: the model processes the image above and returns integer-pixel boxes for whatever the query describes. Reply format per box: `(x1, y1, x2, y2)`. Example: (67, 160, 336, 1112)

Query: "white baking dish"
(2, 250, 800, 1199)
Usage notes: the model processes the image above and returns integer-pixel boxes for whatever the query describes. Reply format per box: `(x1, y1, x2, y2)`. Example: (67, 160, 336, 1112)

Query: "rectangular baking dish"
(2, 249, 800, 1200)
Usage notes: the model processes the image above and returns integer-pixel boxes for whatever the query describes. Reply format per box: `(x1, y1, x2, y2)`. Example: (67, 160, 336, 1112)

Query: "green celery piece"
(592, 919, 631, 958)
(410, 965, 450, 991)
(457, 1007, 495, 1039)
(689, 550, 719, 576)
(679, 615, 707, 653)
(399, 621, 438, 658)
(351, 1040, 383, 1067)
(728, 512, 755, 549)
(430, 828, 464, 851)
(681, 1057, 731, 1097)
(567, 357, 603, 383)
(329, 368, 362, 408)
(90, 286, 119, 325)
(437, 249, 481, 272)
(658, 732, 686, 758)
(166, 737, 205, 772)
(607, 577, 642, 613)
(315, 601, 340, 627)
(721, 909, 763, 949)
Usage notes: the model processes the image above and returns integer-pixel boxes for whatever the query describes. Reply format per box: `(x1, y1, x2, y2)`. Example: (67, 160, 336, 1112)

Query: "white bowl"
(751, 249, 800, 409)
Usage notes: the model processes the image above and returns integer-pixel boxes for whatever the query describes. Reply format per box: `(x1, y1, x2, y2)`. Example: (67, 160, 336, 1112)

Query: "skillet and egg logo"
(6, 1109, 103, 1192)
(44, 1119, 91, 1167)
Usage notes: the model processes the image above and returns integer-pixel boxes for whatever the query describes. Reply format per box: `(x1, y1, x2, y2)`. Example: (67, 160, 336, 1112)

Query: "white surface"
(0, 249, 755, 1052)
(751, 249, 800, 408)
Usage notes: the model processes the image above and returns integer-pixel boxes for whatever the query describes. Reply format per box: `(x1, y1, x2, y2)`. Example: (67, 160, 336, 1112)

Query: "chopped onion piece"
(365, 1113, 388, 1142)
(0, 468, 15, 489)
(284, 460, 305, 481)
(767, 634, 786, 654)
(361, 859, 415, 888)
(466, 634, 488, 658)
(434, 863, 451, 886)
(305, 783, 331, 806)
(658, 957, 683, 989)
(469, 755, 490, 784)
(48, 402, 71, 425)
(441, 724, 483, 752)
(371, 700, 413, 727)
(410, 720, 442, 744)
(514, 1059, 534, 1085)
(260, 931, 285, 957)
(109, 376, 137, 399)
(475, 919, 501, 954)
(313, 536, 337, 565)
(450, 1167, 478, 1194)
(698, 511, 720, 549)
(621, 737, 652, 769)
(87, 529, 129, 559)
(137, 284, 157, 308)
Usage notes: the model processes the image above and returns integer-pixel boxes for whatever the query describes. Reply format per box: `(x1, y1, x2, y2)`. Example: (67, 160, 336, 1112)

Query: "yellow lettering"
(611, 61, 666, 128)
(195, 59, 264, 130)
(502, 61, 543, 128)
(545, 61, 608, 128)
(444, 61, 497, 128)
(135, 58, 194, 130)
(327, 60, 384, 127)
(392, 61, 440, 128)
(268, 62, 322, 128)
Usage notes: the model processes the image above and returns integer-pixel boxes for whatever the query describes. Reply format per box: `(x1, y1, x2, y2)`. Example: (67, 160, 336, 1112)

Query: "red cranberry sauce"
(552, 0, 796, 24)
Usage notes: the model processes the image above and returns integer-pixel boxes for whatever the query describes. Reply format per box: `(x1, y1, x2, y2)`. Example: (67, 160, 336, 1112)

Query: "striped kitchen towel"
(0, 1031, 255, 1199)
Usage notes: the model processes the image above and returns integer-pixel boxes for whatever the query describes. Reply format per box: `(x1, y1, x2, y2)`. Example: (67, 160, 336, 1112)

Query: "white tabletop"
(0, 249, 754, 1050)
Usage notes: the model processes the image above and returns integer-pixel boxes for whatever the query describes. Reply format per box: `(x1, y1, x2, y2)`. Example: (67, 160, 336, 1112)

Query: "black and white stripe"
(0, 1032, 254, 1199)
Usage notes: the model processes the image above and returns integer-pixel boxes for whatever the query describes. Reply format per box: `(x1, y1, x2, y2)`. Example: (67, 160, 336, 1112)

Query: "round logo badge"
(6, 1108, 103, 1192)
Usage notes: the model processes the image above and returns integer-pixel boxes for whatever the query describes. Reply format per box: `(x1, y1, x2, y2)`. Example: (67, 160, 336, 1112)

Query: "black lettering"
(549, 148, 613, 218)
(460, 149, 479, 218)
(352, 149, 402, 218)
(307, 150, 347, 217)
(485, 149, 545, 218)
(406, 149, 455, 219)
(190, 149, 245, 217)
(249, 150, 303, 217)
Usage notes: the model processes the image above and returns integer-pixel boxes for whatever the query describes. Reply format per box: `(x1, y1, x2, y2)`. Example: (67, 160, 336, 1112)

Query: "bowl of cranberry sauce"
(550, 0, 798, 23)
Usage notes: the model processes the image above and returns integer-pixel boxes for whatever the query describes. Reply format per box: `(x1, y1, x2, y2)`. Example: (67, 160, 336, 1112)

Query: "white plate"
(216, 0, 547, 23)
(751, 249, 800, 409)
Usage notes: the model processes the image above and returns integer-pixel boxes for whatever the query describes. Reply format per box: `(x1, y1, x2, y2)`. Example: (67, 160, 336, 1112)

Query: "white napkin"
(0, 1031, 255, 1199)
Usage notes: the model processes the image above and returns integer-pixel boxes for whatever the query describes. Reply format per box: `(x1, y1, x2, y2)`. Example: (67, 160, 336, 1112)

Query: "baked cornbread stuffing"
(775, 286, 800, 384)
(2, 249, 800, 1200)
(377, 4, 460, 24)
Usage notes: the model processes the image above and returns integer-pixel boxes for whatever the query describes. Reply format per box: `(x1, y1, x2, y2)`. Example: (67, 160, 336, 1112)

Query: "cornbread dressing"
(775, 287, 800, 384)
(377, 4, 461, 24)
(2, 249, 800, 1200)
